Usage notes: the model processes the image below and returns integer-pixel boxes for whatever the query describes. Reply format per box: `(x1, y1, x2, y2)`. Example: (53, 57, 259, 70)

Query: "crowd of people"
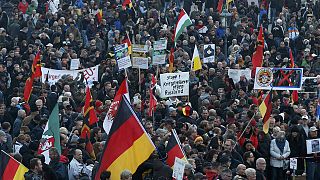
(0, 0, 320, 179)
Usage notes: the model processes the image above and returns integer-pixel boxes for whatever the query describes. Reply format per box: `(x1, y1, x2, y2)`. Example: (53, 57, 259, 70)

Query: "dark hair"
(30, 158, 40, 169)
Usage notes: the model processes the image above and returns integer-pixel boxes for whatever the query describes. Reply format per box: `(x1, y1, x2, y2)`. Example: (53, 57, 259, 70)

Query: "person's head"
(29, 158, 43, 174)
(35, 99, 43, 110)
(220, 168, 232, 180)
(224, 139, 234, 151)
(74, 149, 83, 163)
(236, 164, 246, 176)
(49, 147, 60, 162)
(276, 131, 286, 140)
(18, 109, 26, 118)
(245, 168, 256, 180)
(120, 170, 132, 180)
(256, 158, 266, 171)
(309, 126, 318, 138)
(0, 130, 7, 143)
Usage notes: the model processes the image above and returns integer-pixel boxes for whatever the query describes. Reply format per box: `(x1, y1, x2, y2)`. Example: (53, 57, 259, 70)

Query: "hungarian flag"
(81, 86, 98, 160)
(252, 25, 264, 77)
(173, 9, 192, 44)
(0, 150, 29, 179)
(94, 95, 155, 180)
(96, 9, 103, 24)
(38, 103, 61, 164)
(103, 79, 129, 134)
(24, 51, 42, 102)
(122, 0, 133, 8)
(191, 45, 202, 71)
(166, 129, 187, 167)
(169, 47, 175, 73)
(122, 33, 132, 54)
(259, 90, 273, 134)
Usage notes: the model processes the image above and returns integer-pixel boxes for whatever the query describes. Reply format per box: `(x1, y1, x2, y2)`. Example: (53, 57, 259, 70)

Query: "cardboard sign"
(290, 158, 297, 170)
(152, 39, 167, 65)
(132, 44, 149, 69)
(70, 59, 80, 70)
(254, 67, 303, 90)
(203, 44, 215, 63)
(228, 69, 252, 83)
(306, 138, 320, 154)
(41, 65, 99, 87)
(160, 72, 189, 98)
(172, 157, 186, 180)
(115, 44, 132, 70)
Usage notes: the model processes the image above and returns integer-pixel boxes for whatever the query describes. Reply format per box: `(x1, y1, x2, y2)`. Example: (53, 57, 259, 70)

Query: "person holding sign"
(306, 127, 320, 180)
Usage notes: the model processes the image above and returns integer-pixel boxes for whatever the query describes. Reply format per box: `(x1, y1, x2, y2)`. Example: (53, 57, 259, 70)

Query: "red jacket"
(18, 2, 29, 14)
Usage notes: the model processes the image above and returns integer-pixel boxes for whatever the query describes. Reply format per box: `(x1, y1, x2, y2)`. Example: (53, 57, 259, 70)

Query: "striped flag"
(173, 9, 192, 44)
(103, 79, 129, 134)
(166, 129, 187, 167)
(259, 90, 273, 134)
(94, 95, 156, 180)
(122, 33, 132, 54)
(81, 85, 98, 160)
(122, 0, 133, 8)
(191, 45, 202, 71)
(96, 9, 103, 24)
(217, 0, 224, 13)
(0, 150, 29, 180)
(24, 51, 42, 102)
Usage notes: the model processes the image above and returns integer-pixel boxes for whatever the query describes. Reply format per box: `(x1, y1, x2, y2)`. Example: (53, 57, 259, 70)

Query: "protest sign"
(203, 44, 215, 63)
(152, 39, 167, 65)
(70, 59, 80, 70)
(228, 69, 251, 83)
(172, 157, 186, 180)
(306, 138, 320, 154)
(132, 44, 149, 69)
(41, 65, 99, 87)
(160, 72, 189, 98)
(290, 158, 297, 170)
(115, 44, 131, 70)
(254, 67, 303, 90)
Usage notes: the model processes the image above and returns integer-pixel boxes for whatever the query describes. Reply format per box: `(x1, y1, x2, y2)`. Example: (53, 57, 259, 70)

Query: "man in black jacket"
(256, 158, 267, 180)
(49, 147, 69, 180)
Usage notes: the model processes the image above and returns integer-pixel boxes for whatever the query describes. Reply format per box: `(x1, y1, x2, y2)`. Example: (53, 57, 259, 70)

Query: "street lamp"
(220, 8, 232, 58)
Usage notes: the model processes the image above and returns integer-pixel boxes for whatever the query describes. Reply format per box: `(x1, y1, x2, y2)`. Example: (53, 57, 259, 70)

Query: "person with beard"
(24, 158, 43, 180)
(49, 147, 69, 180)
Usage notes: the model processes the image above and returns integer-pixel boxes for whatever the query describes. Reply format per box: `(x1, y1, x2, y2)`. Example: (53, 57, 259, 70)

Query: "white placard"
(132, 57, 148, 69)
(306, 138, 320, 154)
(228, 69, 252, 83)
(290, 158, 297, 170)
(172, 157, 186, 180)
(115, 44, 132, 70)
(160, 72, 189, 98)
(203, 44, 215, 63)
(70, 59, 80, 70)
(41, 65, 99, 87)
(152, 40, 167, 65)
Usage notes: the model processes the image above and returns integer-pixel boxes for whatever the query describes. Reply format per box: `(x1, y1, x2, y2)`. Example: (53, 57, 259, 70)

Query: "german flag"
(81, 86, 98, 160)
(96, 9, 103, 24)
(122, 33, 132, 55)
(259, 90, 273, 134)
(251, 25, 264, 77)
(166, 129, 187, 167)
(94, 96, 155, 180)
(23, 51, 42, 102)
(0, 150, 29, 180)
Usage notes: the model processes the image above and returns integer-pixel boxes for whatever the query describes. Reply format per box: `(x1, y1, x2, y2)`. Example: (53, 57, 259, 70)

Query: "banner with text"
(160, 72, 189, 98)
(253, 67, 303, 90)
(228, 69, 252, 83)
(152, 39, 167, 65)
(115, 44, 132, 70)
(132, 44, 149, 69)
(41, 65, 99, 87)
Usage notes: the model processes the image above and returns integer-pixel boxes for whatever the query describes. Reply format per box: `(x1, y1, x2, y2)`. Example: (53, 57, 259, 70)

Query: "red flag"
(169, 47, 174, 73)
(23, 51, 41, 102)
(122, 0, 133, 8)
(252, 25, 264, 76)
(148, 88, 157, 117)
(151, 74, 156, 87)
(103, 79, 129, 133)
(292, 90, 298, 104)
(217, 0, 224, 13)
(289, 48, 294, 68)
(23, 77, 34, 102)
(96, 9, 103, 24)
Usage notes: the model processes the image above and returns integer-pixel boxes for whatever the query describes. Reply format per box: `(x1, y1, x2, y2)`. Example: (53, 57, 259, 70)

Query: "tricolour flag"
(252, 25, 264, 77)
(166, 129, 187, 167)
(173, 9, 192, 43)
(122, 33, 132, 55)
(191, 45, 202, 71)
(24, 51, 42, 102)
(81, 85, 98, 160)
(96, 9, 103, 24)
(122, 0, 133, 8)
(259, 90, 273, 134)
(103, 79, 129, 134)
(37, 103, 61, 164)
(0, 150, 29, 180)
(94, 95, 156, 180)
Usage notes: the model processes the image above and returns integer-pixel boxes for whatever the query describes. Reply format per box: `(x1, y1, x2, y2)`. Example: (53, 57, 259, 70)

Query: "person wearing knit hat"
(194, 136, 203, 144)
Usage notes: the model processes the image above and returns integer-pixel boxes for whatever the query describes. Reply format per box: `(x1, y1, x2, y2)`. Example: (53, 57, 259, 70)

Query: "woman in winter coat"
(270, 130, 291, 180)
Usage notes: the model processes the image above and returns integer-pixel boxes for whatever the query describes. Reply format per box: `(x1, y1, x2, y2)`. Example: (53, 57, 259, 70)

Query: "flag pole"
(138, 68, 141, 92)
